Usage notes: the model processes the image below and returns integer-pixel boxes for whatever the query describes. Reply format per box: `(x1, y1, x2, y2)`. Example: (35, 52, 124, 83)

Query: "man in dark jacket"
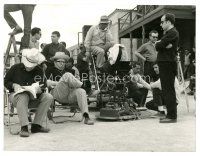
(155, 13, 179, 123)
(4, 48, 53, 137)
(41, 31, 70, 66)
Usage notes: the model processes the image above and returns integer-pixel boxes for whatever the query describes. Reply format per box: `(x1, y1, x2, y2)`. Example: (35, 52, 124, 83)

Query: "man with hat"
(4, 48, 54, 137)
(84, 15, 115, 69)
(45, 52, 94, 125)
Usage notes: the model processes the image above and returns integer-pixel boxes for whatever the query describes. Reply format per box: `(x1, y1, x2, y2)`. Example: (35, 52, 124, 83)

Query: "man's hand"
(166, 44, 172, 49)
(85, 51, 90, 57)
(13, 83, 22, 92)
(155, 40, 161, 44)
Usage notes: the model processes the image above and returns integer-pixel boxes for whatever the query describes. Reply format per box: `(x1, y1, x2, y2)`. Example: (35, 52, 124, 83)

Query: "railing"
(118, 5, 159, 32)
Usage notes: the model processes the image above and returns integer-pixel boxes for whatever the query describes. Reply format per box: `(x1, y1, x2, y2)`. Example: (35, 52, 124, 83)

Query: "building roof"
(108, 8, 131, 17)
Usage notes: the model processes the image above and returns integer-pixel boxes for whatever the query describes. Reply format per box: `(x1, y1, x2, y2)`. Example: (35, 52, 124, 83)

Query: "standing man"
(4, 4, 36, 50)
(41, 31, 69, 66)
(135, 30, 158, 83)
(29, 27, 42, 49)
(155, 13, 179, 123)
(77, 44, 91, 94)
(84, 15, 115, 69)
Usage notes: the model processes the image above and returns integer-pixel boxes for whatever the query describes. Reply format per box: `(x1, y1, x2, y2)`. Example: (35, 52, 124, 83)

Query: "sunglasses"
(56, 60, 66, 64)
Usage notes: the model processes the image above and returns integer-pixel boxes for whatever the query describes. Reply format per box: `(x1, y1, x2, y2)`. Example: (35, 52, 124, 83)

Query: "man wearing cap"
(45, 52, 94, 125)
(4, 48, 54, 137)
(84, 15, 115, 69)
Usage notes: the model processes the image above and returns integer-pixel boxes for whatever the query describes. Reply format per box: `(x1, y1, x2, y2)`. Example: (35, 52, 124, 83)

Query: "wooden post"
(142, 25, 145, 44)
(130, 32, 133, 61)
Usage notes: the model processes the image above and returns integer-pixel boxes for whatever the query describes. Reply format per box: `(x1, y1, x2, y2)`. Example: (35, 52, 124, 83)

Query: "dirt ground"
(4, 93, 196, 151)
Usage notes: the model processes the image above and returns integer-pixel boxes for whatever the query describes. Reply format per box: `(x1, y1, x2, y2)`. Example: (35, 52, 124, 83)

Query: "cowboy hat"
(99, 15, 110, 24)
(50, 52, 69, 61)
(21, 48, 46, 68)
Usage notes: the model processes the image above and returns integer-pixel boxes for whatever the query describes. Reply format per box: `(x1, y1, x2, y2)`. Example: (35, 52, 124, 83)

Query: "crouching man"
(45, 52, 94, 125)
(4, 48, 54, 137)
(146, 63, 180, 122)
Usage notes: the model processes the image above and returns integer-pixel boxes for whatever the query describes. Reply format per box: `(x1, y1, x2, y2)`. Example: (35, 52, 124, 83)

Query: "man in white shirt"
(128, 62, 151, 108)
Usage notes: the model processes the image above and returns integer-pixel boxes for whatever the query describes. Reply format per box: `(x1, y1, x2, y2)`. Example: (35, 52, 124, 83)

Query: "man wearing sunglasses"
(135, 30, 159, 83)
(45, 52, 94, 125)
(155, 13, 179, 123)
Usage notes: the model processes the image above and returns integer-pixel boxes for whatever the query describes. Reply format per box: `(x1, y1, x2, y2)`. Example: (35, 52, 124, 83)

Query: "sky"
(2, 0, 137, 50)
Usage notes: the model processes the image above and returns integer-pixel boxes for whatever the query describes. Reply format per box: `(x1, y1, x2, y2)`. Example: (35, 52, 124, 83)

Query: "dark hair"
(31, 27, 41, 36)
(68, 57, 74, 65)
(52, 31, 60, 37)
(149, 30, 158, 37)
(164, 13, 175, 25)
(132, 62, 141, 68)
(152, 62, 158, 66)
(60, 41, 66, 48)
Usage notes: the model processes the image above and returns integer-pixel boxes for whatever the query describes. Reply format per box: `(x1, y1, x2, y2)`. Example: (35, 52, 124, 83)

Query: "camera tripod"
(177, 53, 189, 112)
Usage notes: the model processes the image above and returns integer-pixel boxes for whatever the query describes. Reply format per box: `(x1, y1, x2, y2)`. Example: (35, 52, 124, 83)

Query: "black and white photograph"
(1, 0, 198, 153)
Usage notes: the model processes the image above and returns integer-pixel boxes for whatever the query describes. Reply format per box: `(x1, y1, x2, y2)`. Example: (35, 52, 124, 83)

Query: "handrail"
(118, 5, 159, 32)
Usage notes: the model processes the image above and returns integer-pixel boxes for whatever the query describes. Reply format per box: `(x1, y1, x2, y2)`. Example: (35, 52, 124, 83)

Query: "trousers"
(12, 92, 53, 126)
(4, 4, 35, 49)
(51, 73, 89, 114)
(158, 61, 177, 119)
(90, 46, 106, 68)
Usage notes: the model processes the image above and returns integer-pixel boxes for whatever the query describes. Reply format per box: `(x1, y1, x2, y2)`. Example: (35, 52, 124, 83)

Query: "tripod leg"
(178, 61, 189, 112)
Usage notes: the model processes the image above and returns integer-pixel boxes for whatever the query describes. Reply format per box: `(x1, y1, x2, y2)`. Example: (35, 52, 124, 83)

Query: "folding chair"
(4, 88, 48, 135)
(49, 99, 83, 124)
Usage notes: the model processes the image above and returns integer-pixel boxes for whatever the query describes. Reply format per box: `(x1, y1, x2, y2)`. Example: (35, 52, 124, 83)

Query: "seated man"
(45, 52, 94, 125)
(84, 15, 114, 69)
(127, 62, 151, 108)
(4, 48, 53, 137)
(146, 63, 180, 117)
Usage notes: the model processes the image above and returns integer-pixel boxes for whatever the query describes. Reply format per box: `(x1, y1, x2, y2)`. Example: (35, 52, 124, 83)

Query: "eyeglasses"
(152, 36, 158, 39)
(56, 60, 66, 64)
(160, 20, 166, 24)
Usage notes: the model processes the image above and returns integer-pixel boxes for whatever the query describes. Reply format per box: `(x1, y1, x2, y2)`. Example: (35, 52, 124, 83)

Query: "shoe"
(19, 130, 30, 137)
(31, 124, 50, 133)
(187, 91, 194, 95)
(19, 126, 29, 137)
(84, 117, 94, 125)
(159, 118, 177, 123)
(9, 26, 23, 35)
(150, 112, 165, 118)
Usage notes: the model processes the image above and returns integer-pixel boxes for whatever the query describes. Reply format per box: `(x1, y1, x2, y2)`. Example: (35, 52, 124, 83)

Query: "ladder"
(4, 35, 21, 67)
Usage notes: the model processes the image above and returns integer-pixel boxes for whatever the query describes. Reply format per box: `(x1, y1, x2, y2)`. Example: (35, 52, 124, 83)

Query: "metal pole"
(78, 32, 82, 46)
